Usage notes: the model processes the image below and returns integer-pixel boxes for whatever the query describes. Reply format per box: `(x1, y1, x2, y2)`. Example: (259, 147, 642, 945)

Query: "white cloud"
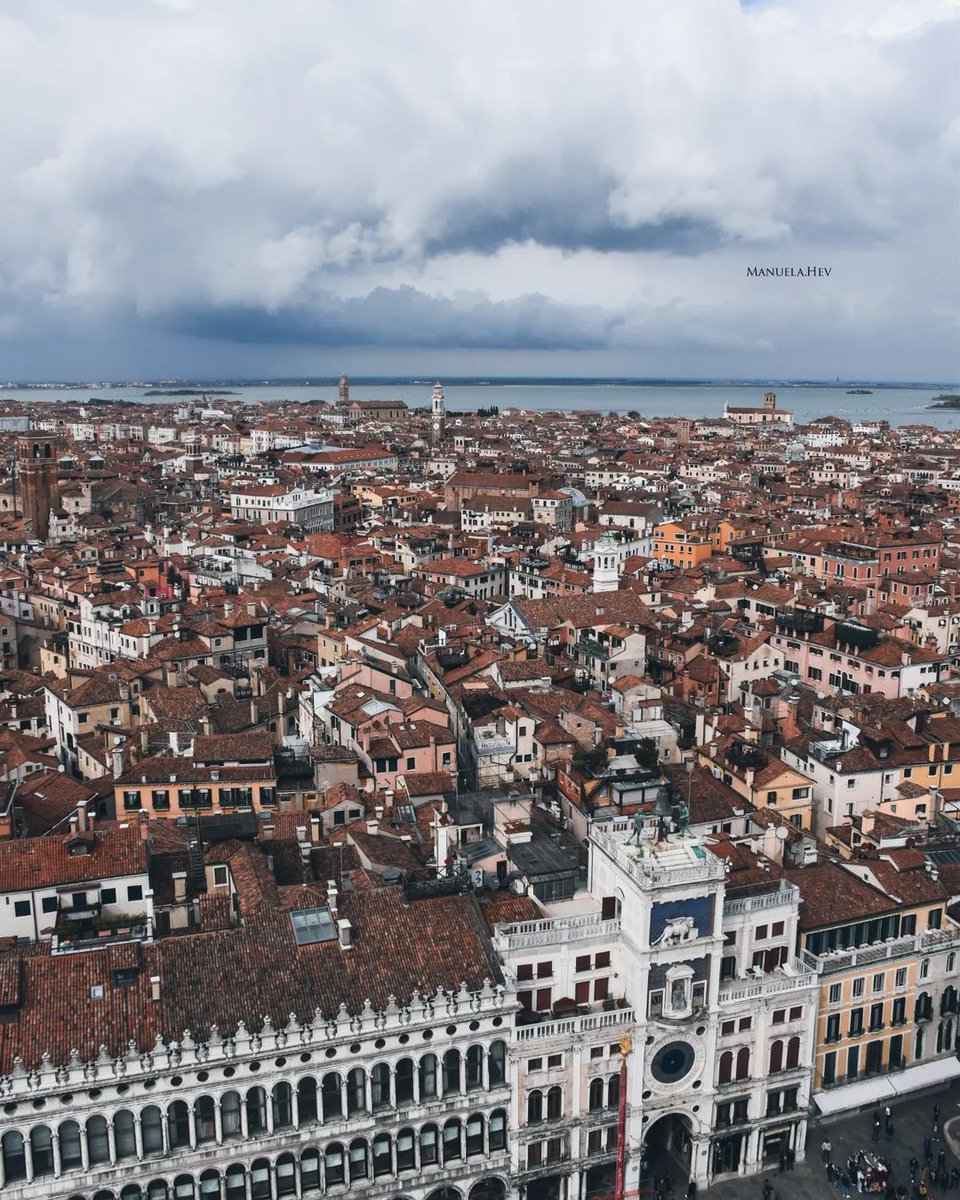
(0, 0, 955, 376)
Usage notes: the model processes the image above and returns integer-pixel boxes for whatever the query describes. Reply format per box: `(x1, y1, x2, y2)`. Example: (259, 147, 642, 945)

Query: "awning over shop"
(815, 1057, 960, 1117)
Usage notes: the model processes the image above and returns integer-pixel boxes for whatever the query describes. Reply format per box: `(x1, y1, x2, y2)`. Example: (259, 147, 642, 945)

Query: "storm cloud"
(0, 0, 956, 378)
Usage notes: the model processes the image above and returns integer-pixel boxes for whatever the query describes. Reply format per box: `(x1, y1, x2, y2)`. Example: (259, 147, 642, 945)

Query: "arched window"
(916, 992, 933, 1023)
(396, 1057, 415, 1104)
(489, 1108, 507, 1152)
(276, 1153, 297, 1198)
(735, 1047, 750, 1081)
(489, 1040, 507, 1086)
(943, 986, 958, 1014)
(786, 1037, 801, 1069)
(167, 1101, 191, 1150)
(420, 1053, 438, 1099)
(246, 1086, 268, 1135)
(349, 1138, 369, 1181)
(547, 1086, 563, 1120)
(147, 1183, 170, 1200)
(88, 1114, 111, 1163)
(174, 1177, 197, 1200)
(420, 1123, 439, 1166)
(30, 1126, 54, 1177)
(397, 1126, 417, 1172)
(588, 1078, 604, 1111)
(373, 1133, 392, 1177)
(443, 1118, 463, 1162)
(916, 1027, 925, 1059)
(769, 1040, 784, 1073)
(220, 1092, 241, 1140)
(527, 1089, 544, 1124)
(297, 1077, 318, 1124)
(718, 1051, 733, 1085)
(121, 1187, 144, 1200)
(141, 1106, 164, 1154)
(607, 1073, 620, 1109)
(325, 1144, 345, 1187)
(321, 1073, 343, 1121)
(59, 1120, 83, 1170)
(300, 1150, 320, 1195)
(272, 1081, 293, 1128)
(199, 1172, 220, 1200)
(346, 1067, 366, 1114)
(466, 1113, 485, 1156)
(371, 1062, 391, 1109)
(443, 1048, 461, 1095)
(466, 1044, 483, 1089)
(193, 1097, 216, 1145)
(114, 1110, 137, 1158)
(249, 1160, 270, 1200)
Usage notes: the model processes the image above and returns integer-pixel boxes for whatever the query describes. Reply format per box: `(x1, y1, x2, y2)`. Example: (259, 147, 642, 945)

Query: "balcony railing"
(821, 1057, 906, 1090)
(723, 880, 799, 916)
(494, 912, 619, 952)
(718, 960, 817, 1004)
(514, 1006, 634, 1044)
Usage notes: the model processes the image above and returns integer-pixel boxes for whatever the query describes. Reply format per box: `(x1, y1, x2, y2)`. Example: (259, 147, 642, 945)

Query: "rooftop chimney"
(327, 880, 339, 918)
(75, 802, 88, 834)
(337, 918, 353, 950)
(310, 815, 322, 844)
(366, 819, 379, 836)
(111, 734, 126, 782)
(150, 976, 161, 1002)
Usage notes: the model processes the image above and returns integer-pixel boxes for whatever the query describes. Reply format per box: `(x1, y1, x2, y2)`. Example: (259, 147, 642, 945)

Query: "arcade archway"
(639, 1112, 693, 1196)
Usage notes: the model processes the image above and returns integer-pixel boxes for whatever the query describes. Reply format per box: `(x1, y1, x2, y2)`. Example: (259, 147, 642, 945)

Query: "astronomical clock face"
(644, 1030, 706, 1095)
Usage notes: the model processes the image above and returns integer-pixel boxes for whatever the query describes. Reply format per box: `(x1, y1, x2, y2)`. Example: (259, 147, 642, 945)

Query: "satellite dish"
(775, 826, 789, 841)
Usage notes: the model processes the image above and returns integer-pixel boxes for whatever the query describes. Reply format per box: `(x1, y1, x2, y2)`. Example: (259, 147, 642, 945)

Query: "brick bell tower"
(16, 433, 62, 540)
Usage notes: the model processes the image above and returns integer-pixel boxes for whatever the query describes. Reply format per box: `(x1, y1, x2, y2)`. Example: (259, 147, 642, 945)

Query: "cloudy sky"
(0, 0, 957, 381)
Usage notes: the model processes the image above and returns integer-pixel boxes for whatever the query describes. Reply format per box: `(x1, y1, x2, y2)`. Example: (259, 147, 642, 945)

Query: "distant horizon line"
(3, 376, 958, 390)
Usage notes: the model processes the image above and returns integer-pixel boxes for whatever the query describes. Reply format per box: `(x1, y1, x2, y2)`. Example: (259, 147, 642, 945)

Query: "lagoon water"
(5, 380, 960, 429)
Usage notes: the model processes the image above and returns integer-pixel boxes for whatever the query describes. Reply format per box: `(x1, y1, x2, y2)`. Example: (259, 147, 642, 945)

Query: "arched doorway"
(640, 1112, 693, 1196)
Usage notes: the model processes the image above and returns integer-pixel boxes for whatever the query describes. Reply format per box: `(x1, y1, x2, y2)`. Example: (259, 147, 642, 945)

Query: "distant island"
(142, 388, 237, 397)
(846, 388, 873, 394)
(928, 394, 960, 409)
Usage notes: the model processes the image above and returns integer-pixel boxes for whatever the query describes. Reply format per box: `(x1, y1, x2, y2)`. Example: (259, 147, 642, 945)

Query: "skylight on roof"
(290, 907, 337, 946)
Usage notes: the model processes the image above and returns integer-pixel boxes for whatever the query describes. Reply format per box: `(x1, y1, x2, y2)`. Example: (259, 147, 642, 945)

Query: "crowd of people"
(813, 1103, 959, 1200)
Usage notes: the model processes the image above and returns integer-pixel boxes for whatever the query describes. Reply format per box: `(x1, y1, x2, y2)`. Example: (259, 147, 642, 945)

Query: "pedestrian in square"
(787, 1146, 795, 1170)
(823, 1137, 833, 1165)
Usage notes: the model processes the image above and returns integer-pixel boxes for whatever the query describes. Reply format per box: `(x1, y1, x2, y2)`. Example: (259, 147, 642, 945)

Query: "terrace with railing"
(493, 911, 619, 953)
(591, 821, 725, 890)
(801, 927, 960, 975)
